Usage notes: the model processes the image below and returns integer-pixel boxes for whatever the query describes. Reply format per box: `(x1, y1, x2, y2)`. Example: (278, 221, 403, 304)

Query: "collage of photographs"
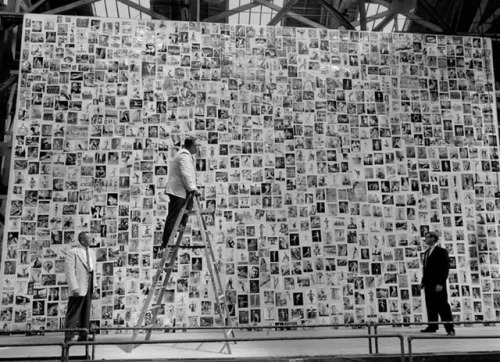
(1, 14, 500, 332)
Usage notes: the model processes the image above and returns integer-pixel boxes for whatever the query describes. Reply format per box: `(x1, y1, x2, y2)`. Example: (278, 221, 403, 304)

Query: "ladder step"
(128, 195, 235, 353)
(169, 244, 206, 249)
(186, 209, 213, 215)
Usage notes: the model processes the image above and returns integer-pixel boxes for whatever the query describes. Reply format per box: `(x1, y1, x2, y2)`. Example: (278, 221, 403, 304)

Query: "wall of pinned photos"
(1, 13, 500, 332)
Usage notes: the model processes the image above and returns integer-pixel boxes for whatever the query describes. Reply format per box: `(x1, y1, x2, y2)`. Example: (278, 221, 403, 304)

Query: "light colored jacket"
(65, 246, 97, 296)
(166, 148, 198, 198)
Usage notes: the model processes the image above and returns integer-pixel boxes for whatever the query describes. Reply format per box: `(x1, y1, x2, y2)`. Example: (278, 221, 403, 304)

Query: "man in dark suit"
(419, 231, 455, 335)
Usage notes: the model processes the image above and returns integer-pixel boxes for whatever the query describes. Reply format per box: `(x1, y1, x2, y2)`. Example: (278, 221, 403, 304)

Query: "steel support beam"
(405, 13, 443, 33)
(25, 0, 47, 13)
(468, 0, 489, 33)
(373, 11, 395, 31)
(479, 6, 500, 33)
(0, 12, 23, 20)
(42, 0, 100, 14)
(204, 2, 260, 23)
(253, 0, 326, 29)
(351, 9, 390, 27)
(316, 0, 355, 30)
(358, 0, 367, 31)
(268, 0, 300, 26)
(416, 0, 454, 34)
(117, 0, 168, 19)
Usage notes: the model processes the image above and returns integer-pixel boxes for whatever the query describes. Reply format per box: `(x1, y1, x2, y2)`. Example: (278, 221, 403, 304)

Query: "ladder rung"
(128, 195, 236, 352)
(186, 209, 213, 215)
(169, 244, 206, 249)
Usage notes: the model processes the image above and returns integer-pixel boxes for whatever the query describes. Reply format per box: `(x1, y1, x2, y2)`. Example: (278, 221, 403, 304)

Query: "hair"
(183, 136, 197, 149)
(78, 231, 88, 243)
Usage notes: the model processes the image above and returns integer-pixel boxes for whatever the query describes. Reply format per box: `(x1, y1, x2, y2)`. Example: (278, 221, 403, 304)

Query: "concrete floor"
(0, 324, 499, 361)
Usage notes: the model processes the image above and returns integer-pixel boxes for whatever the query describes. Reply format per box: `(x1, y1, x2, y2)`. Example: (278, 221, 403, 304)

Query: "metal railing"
(408, 334, 500, 362)
(0, 320, 497, 361)
(64, 333, 405, 362)
(371, 320, 499, 354)
(0, 328, 92, 361)
(93, 322, 374, 354)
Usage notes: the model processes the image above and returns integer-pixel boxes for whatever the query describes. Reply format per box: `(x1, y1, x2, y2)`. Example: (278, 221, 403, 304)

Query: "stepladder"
(126, 192, 236, 353)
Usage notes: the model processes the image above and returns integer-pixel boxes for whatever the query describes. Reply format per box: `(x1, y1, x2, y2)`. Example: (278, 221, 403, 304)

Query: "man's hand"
(72, 290, 79, 297)
(435, 284, 443, 292)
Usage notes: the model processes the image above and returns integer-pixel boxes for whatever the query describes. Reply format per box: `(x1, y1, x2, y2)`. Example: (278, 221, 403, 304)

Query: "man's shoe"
(420, 328, 437, 333)
(77, 335, 94, 342)
(447, 330, 456, 336)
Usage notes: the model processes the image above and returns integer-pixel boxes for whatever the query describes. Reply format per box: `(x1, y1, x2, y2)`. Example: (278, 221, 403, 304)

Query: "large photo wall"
(1, 14, 500, 331)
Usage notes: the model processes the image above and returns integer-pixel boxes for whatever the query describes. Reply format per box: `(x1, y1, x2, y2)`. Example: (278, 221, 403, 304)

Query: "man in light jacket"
(161, 136, 200, 248)
(64, 231, 97, 342)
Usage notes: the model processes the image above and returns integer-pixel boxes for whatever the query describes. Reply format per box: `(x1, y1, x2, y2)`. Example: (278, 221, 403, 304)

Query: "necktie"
(424, 248, 430, 267)
(85, 247, 92, 271)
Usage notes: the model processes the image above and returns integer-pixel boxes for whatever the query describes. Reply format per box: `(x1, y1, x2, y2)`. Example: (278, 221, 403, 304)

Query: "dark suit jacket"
(421, 245, 450, 288)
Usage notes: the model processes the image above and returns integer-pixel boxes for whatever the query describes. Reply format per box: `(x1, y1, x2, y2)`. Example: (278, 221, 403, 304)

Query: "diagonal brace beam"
(268, 0, 301, 26)
(316, 0, 355, 29)
(253, 0, 326, 28)
(204, 2, 260, 23)
(373, 11, 396, 31)
(417, 0, 454, 34)
(117, 0, 168, 20)
(42, 0, 100, 14)
(25, 0, 47, 13)
(358, 0, 367, 31)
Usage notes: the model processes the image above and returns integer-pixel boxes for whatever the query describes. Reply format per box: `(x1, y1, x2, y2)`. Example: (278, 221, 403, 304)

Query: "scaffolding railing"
(0, 328, 91, 361)
(408, 334, 500, 362)
(371, 320, 499, 353)
(64, 333, 405, 362)
(0, 320, 498, 362)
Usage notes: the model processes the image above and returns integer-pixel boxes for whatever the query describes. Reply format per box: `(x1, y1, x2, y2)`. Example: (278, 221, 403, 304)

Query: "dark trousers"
(161, 194, 192, 248)
(65, 272, 93, 340)
(424, 286, 454, 332)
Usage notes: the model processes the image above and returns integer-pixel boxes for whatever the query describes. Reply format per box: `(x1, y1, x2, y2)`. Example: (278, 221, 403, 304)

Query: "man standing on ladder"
(161, 136, 200, 249)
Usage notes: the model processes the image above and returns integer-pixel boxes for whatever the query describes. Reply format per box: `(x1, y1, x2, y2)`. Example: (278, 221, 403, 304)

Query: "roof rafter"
(358, 0, 367, 31)
(42, 0, 100, 14)
(117, 0, 168, 20)
(268, 0, 301, 26)
(316, 0, 356, 30)
(416, 0, 454, 34)
(253, 0, 327, 29)
(468, 0, 489, 33)
(204, 2, 260, 23)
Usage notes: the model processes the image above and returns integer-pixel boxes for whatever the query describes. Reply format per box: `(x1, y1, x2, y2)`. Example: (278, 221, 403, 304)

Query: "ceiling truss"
(0, 0, 499, 37)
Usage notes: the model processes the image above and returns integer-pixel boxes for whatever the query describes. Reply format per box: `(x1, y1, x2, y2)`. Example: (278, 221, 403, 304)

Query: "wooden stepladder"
(126, 192, 235, 354)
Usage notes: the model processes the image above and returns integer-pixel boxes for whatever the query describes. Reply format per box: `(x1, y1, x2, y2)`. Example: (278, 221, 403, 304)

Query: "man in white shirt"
(161, 136, 200, 248)
(64, 231, 97, 342)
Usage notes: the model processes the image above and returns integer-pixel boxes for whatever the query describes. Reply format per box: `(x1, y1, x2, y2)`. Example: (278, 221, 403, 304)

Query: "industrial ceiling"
(1, 0, 500, 198)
